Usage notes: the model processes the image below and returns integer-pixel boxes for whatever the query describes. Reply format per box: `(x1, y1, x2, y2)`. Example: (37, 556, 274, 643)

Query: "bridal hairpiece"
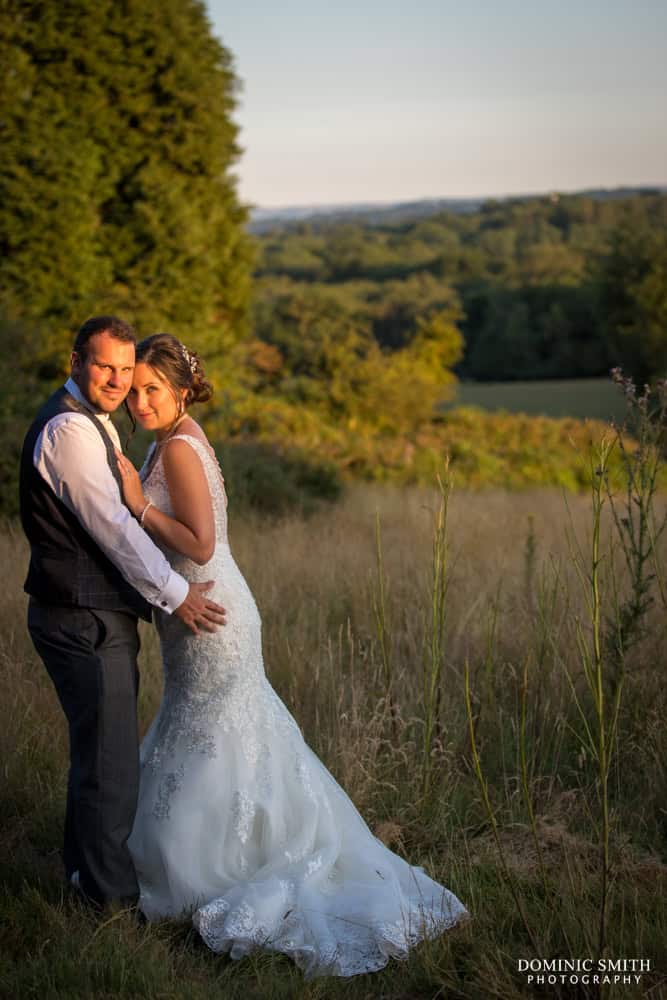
(181, 344, 197, 375)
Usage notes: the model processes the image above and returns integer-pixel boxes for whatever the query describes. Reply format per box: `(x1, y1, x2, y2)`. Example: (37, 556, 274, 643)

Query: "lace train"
(128, 434, 467, 977)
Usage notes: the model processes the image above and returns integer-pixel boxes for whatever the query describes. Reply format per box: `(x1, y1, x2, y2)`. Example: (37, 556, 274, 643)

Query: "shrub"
(215, 439, 343, 516)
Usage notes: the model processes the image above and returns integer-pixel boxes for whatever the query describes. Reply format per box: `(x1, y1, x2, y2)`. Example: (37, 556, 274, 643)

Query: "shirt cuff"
(156, 570, 189, 614)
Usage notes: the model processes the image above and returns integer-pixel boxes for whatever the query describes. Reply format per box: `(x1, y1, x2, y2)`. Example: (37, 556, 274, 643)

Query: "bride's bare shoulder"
(159, 418, 215, 458)
(175, 416, 209, 446)
(160, 418, 217, 485)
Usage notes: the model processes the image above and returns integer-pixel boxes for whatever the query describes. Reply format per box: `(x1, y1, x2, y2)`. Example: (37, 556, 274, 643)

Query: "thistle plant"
(564, 437, 621, 958)
(606, 370, 667, 668)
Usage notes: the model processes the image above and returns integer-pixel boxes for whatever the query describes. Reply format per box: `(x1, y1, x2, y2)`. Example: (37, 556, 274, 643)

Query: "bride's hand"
(115, 450, 147, 518)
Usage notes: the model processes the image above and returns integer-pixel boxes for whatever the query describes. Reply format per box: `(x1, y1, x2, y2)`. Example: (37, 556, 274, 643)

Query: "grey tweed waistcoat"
(20, 387, 152, 621)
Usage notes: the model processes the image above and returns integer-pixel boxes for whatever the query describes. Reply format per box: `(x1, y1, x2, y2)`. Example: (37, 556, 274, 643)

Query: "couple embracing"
(20, 315, 467, 978)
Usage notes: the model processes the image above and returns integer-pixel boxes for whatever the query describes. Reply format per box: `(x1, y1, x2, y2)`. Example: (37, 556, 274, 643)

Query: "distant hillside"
(248, 186, 665, 234)
(249, 198, 484, 234)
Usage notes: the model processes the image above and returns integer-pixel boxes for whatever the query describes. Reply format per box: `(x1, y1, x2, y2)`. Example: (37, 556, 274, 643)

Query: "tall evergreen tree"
(0, 0, 253, 367)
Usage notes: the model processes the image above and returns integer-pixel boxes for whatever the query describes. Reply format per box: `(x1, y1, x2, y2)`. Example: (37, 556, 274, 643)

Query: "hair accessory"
(181, 343, 197, 375)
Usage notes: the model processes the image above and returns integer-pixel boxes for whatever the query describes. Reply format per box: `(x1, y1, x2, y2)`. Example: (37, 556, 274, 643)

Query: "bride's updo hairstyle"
(136, 333, 213, 413)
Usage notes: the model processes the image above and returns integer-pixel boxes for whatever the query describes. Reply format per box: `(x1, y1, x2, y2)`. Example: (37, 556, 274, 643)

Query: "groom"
(19, 315, 226, 909)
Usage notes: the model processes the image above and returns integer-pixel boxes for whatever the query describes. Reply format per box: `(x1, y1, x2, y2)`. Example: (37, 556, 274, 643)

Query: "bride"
(116, 333, 467, 978)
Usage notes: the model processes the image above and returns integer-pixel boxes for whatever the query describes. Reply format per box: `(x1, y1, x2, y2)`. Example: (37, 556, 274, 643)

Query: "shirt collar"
(64, 376, 112, 421)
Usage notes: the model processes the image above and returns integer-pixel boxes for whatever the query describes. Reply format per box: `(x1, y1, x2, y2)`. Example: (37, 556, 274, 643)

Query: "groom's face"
(71, 331, 136, 413)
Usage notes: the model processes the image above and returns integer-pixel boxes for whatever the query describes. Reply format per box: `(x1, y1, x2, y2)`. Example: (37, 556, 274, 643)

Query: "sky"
(207, 0, 667, 209)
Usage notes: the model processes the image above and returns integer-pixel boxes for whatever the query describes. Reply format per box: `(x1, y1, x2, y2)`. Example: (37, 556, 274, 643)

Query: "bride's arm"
(117, 440, 215, 565)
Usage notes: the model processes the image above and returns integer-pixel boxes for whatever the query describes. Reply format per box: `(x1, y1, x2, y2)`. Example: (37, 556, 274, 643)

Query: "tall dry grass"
(1, 436, 666, 996)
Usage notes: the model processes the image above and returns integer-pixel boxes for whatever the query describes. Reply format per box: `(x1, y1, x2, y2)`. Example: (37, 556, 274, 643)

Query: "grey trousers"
(28, 599, 141, 907)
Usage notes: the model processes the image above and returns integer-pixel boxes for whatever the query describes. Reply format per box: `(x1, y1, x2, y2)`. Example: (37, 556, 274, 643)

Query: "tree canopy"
(0, 0, 253, 368)
(253, 191, 667, 385)
(596, 223, 667, 385)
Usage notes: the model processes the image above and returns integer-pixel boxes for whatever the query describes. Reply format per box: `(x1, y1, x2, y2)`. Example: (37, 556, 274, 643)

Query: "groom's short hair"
(73, 316, 136, 360)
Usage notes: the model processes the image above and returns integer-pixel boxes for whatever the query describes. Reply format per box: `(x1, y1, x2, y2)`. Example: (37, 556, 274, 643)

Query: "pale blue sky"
(207, 1, 667, 208)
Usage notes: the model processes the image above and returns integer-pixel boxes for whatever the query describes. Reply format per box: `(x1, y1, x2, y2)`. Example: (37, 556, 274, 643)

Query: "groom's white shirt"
(32, 377, 188, 613)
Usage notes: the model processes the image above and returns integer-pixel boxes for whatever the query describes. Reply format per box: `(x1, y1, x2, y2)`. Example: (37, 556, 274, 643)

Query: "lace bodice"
(136, 431, 287, 806)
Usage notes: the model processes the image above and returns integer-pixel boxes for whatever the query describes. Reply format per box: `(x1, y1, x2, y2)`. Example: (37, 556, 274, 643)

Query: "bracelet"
(139, 500, 153, 526)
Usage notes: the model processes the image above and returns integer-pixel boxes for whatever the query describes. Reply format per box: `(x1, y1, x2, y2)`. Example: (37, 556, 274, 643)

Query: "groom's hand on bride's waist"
(174, 581, 226, 635)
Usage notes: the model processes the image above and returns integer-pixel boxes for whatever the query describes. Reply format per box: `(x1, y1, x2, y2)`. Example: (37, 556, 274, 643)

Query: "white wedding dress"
(128, 434, 467, 978)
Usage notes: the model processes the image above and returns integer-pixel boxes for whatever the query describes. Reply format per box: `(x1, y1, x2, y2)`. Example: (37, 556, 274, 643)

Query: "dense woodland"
(1, 1, 667, 516)
(252, 190, 667, 386)
(216, 191, 667, 492)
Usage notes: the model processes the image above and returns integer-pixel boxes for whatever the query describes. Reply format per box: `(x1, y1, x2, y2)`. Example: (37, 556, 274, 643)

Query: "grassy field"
(447, 378, 627, 424)
(2, 434, 666, 997)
